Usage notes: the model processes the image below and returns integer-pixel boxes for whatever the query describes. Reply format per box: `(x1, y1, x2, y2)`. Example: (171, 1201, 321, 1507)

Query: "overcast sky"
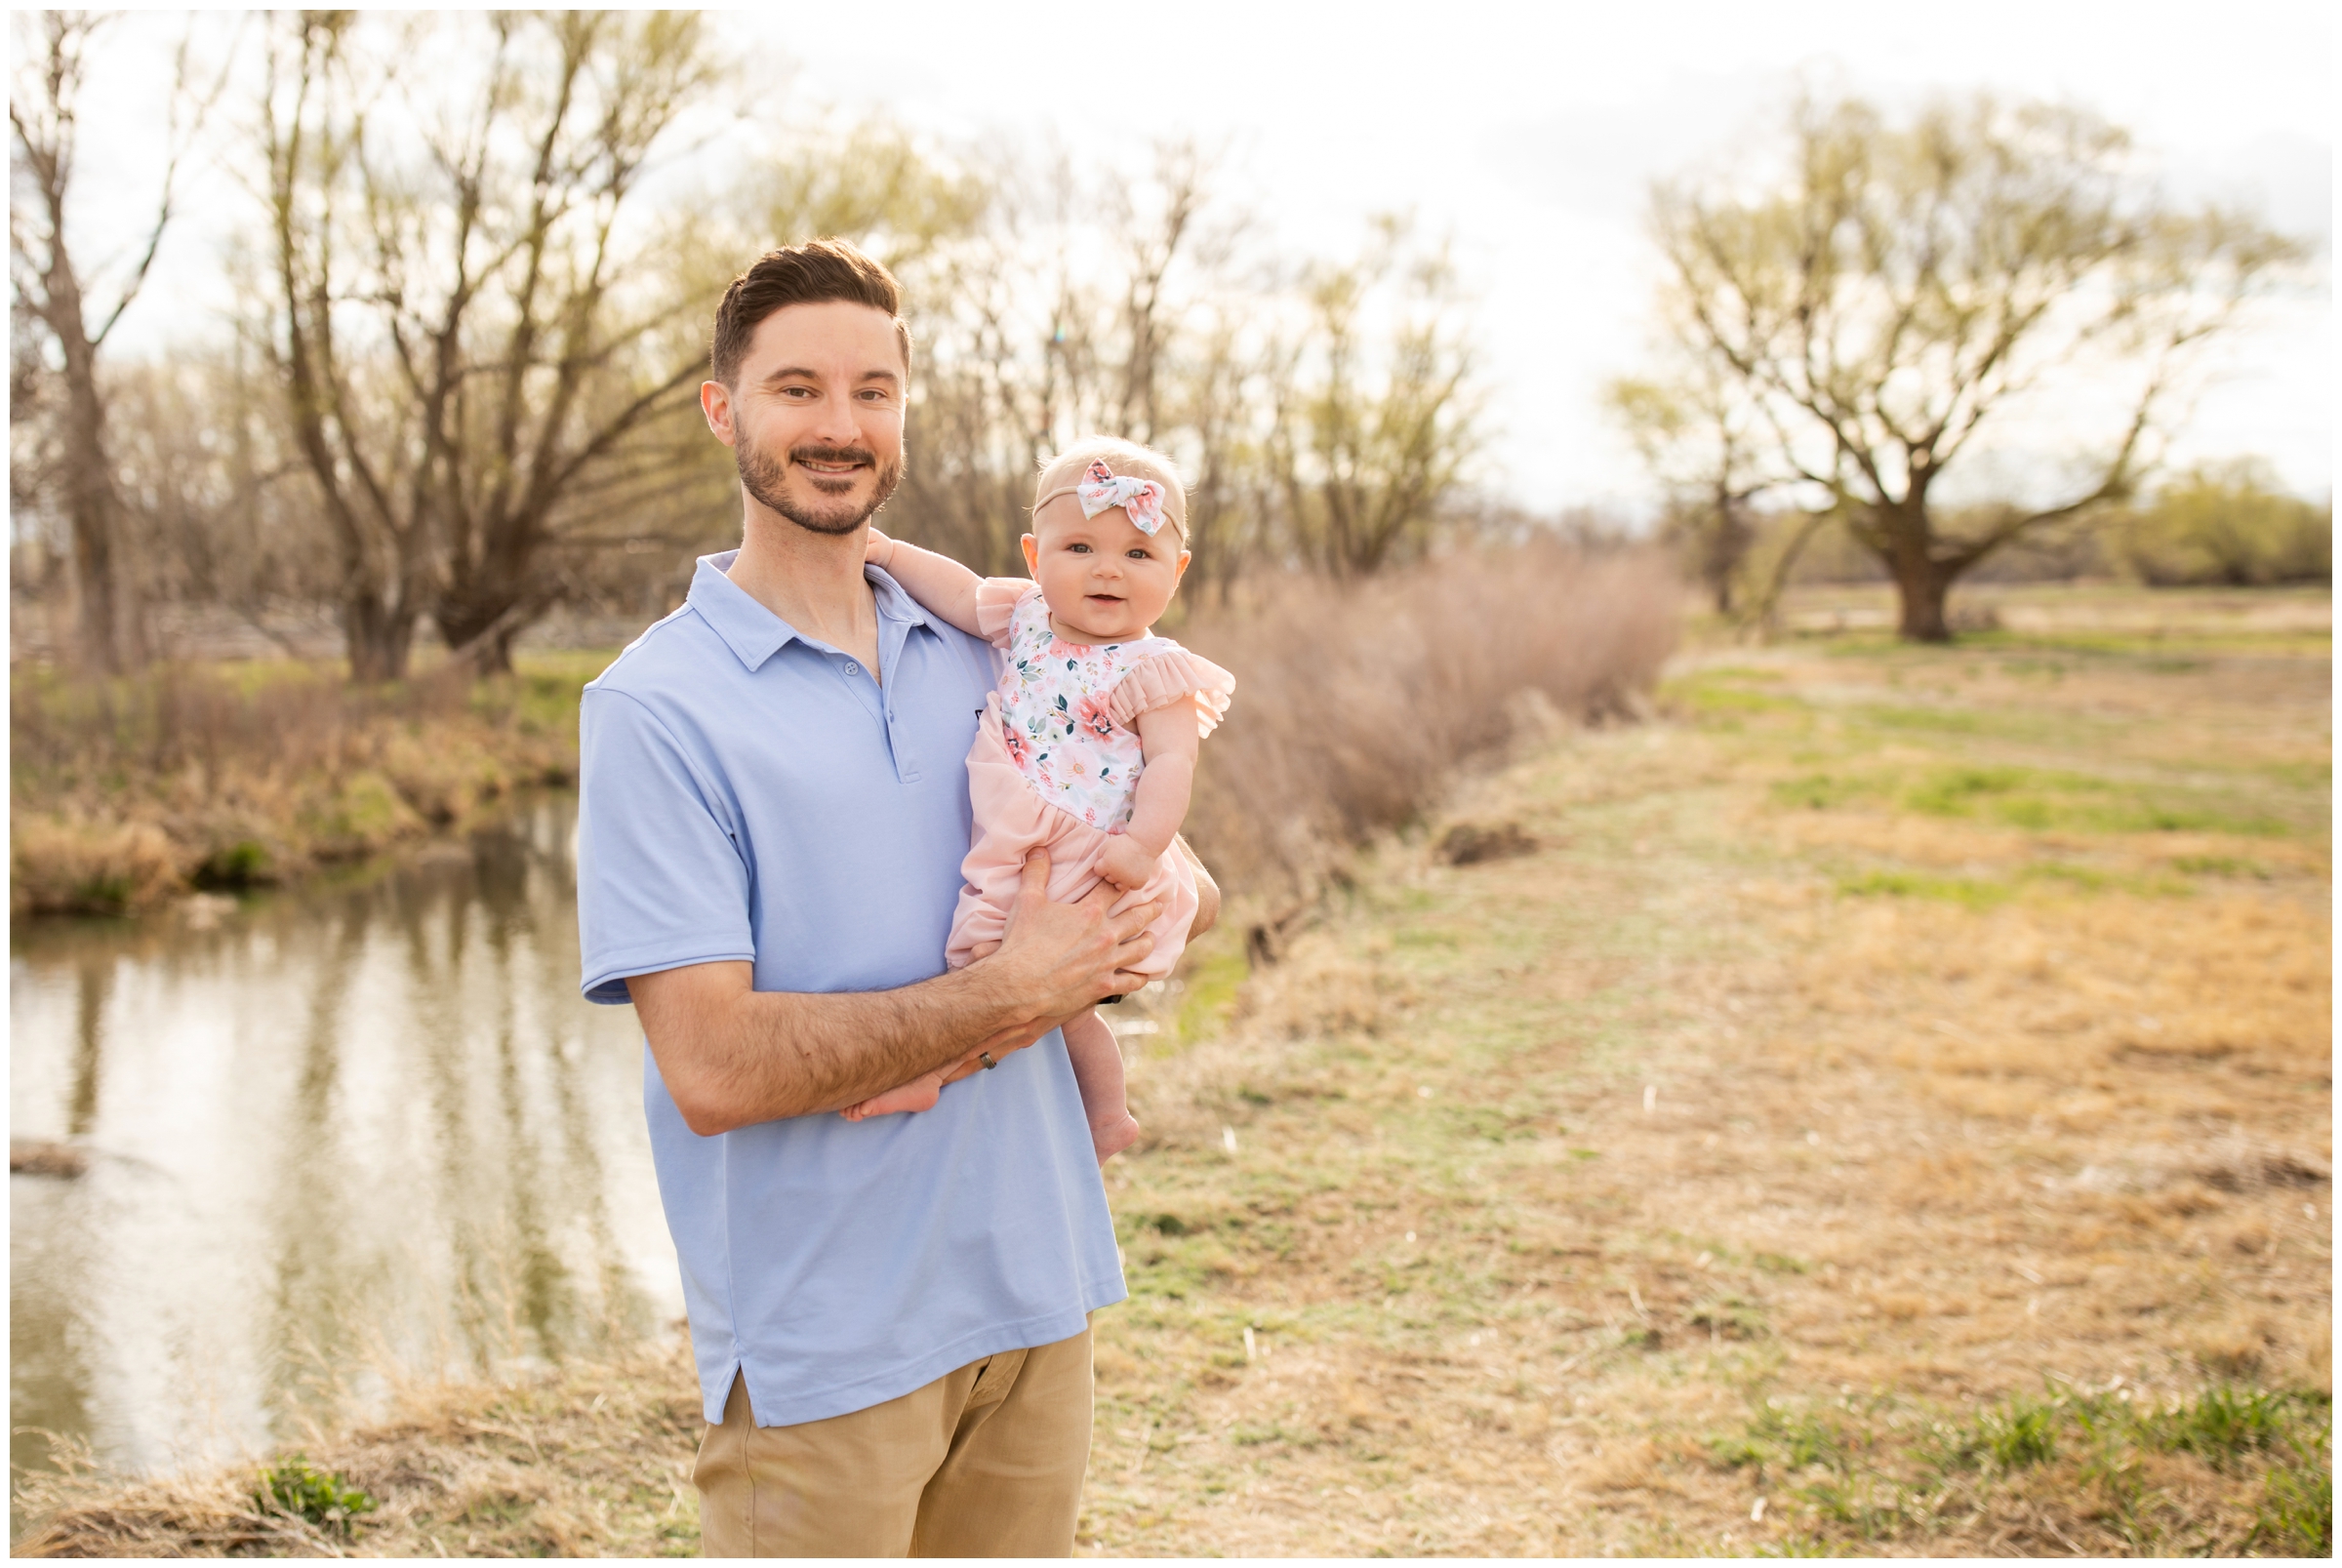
(65, 2, 2338, 512)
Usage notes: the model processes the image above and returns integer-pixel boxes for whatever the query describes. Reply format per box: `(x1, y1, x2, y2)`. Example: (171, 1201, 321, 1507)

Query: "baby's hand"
(1097, 836, 1160, 894)
(863, 527, 893, 565)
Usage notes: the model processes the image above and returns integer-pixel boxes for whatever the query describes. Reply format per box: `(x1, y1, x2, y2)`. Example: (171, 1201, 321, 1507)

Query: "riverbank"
(9, 544, 1678, 920)
(10, 654, 601, 917)
(16, 587, 2328, 1556)
(13, 1339, 707, 1557)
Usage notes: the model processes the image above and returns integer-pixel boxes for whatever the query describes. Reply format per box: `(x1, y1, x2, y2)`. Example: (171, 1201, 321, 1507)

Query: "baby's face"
(1021, 502, 1190, 644)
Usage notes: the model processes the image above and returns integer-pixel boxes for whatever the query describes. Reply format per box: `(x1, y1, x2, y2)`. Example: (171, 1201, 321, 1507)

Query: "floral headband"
(1032, 459, 1181, 540)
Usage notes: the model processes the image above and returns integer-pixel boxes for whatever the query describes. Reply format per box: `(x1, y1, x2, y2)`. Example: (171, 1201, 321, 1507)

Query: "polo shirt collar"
(688, 549, 931, 673)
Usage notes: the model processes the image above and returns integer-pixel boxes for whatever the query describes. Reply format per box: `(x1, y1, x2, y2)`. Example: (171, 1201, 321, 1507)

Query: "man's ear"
(700, 381, 736, 447)
(1020, 533, 1040, 579)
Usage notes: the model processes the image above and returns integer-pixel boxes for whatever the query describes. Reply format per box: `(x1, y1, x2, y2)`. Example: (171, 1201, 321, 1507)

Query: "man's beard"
(738, 438, 903, 537)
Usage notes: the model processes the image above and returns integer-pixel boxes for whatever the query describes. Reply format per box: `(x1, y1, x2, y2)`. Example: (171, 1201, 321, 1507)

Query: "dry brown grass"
(1179, 542, 1679, 897)
(14, 1338, 705, 1558)
(1074, 595, 2328, 1555)
(9, 656, 590, 915)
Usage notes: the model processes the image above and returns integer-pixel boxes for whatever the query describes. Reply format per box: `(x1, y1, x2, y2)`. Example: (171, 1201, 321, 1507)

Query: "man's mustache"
(790, 444, 876, 469)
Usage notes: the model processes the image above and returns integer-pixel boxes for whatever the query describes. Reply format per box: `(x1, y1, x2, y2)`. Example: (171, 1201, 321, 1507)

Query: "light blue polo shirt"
(576, 550, 1124, 1427)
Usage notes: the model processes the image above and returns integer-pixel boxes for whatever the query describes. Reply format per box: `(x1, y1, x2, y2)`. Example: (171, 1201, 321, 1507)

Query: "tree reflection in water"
(8, 797, 675, 1494)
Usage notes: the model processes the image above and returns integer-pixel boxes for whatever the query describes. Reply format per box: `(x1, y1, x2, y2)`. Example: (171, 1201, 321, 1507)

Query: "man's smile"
(788, 444, 876, 485)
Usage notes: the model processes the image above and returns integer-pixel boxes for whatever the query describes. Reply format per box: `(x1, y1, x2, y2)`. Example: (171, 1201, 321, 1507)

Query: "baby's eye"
(1067, 543, 1092, 554)
(1126, 548, 1151, 560)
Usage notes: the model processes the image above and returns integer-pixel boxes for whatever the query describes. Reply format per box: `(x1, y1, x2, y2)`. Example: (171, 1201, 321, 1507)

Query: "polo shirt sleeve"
(576, 686, 756, 1004)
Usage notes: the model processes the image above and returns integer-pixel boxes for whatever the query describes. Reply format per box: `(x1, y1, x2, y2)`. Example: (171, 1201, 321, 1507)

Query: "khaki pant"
(693, 1322, 1093, 1557)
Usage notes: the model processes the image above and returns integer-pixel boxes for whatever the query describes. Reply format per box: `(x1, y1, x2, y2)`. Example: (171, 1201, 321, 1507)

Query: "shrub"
(1179, 540, 1678, 895)
(2116, 462, 2332, 587)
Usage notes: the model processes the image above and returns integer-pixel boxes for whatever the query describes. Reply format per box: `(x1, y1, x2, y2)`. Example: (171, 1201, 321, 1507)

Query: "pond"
(9, 796, 678, 1509)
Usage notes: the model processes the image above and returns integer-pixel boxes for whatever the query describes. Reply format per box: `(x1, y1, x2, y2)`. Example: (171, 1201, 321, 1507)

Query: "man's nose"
(807, 388, 862, 444)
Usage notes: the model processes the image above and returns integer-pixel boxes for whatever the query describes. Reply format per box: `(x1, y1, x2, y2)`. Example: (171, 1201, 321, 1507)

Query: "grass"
(13, 1344, 706, 1557)
(11, 583, 2328, 1556)
(10, 655, 588, 915)
(1066, 583, 2327, 1555)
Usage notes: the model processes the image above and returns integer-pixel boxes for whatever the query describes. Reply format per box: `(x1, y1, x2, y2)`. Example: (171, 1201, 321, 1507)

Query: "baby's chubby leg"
(1063, 1009, 1140, 1165)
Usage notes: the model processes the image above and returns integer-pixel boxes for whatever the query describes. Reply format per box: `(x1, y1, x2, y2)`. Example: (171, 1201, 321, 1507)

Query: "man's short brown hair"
(710, 238, 912, 386)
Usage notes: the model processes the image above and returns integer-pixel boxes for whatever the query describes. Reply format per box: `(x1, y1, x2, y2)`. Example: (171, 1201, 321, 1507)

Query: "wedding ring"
(979, 1052, 998, 1070)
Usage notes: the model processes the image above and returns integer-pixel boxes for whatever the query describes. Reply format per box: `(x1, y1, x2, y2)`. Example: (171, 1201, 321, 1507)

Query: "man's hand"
(966, 849, 1161, 1049)
(627, 849, 1162, 1136)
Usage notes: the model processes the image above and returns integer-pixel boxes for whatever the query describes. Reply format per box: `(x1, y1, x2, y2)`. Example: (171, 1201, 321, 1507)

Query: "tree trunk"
(435, 596, 527, 676)
(1890, 553, 1955, 643)
(47, 262, 146, 676)
(341, 591, 416, 683)
(61, 416, 144, 676)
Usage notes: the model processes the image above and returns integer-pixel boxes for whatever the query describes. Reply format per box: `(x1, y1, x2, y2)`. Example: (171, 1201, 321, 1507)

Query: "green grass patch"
(2171, 854, 2275, 880)
(1837, 870, 2012, 909)
(254, 1456, 374, 1532)
(1772, 762, 2299, 839)
(1771, 774, 1881, 812)
(1711, 1385, 2331, 1552)
(1667, 670, 1809, 719)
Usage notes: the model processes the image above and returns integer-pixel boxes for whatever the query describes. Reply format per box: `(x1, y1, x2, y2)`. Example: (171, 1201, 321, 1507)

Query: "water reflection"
(8, 796, 676, 1496)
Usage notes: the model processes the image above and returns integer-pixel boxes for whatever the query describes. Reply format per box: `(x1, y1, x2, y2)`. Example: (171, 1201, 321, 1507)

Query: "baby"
(843, 435, 1233, 1162)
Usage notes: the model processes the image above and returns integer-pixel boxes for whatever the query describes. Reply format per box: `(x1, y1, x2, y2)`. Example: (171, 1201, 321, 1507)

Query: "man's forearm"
(631, 961, 1062, 1135)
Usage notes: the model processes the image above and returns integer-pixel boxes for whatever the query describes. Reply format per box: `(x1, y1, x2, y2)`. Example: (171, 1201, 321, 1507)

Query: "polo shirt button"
(843, 661, 860, 675)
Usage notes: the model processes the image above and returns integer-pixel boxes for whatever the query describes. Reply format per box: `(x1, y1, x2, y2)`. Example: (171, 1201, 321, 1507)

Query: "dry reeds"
(10, 661, 579, 915)
(13, 1339, 705, 1558)
(1179, 541, 1679, 897)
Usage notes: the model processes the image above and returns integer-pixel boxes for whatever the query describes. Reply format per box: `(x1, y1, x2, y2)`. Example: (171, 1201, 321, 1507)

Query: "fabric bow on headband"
(1073, 460, 1168, 537)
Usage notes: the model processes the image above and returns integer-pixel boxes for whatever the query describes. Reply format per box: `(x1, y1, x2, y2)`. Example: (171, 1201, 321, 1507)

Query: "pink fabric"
(972, 578, 1029, 650)
(1104, 647, 1235, 740)
(946, 692, 1199, 980)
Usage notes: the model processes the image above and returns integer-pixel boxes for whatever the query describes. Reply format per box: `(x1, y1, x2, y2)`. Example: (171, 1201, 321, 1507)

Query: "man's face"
(701, 301, 907, 536)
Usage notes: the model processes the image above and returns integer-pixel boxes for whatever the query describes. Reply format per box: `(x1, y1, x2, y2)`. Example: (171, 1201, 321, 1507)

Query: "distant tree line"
(11, 11, 1484, 679)
(1714, 462, 2331, 605)
(1605, 90, 2314, 639)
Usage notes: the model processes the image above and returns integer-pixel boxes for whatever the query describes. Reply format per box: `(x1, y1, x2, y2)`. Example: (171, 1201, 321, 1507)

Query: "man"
(575, 238, 1213, 1555)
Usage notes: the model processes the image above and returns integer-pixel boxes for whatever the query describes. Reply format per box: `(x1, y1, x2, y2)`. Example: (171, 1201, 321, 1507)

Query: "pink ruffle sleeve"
(973, 578, 1040, 651)
(1102, 645, 1236, 739)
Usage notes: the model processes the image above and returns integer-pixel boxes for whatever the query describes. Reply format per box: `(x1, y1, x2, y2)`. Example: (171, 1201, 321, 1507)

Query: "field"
(1088, 583, 2332, 1555)
(14, 583, 2330, 1556)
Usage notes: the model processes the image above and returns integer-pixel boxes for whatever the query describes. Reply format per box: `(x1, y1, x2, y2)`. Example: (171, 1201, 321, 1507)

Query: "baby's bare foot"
(1090, 1112, 1141, 1166)
(843, 1075, 944, 1121)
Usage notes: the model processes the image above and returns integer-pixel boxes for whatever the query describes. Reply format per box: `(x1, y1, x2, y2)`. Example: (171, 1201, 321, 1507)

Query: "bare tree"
(1269, 216, 1481, 578)
(1605, 368, 1766, 616)
(10, 11, 221, 673)
(258, 11, 726, 678)
(1648, 92, 2304, 641)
